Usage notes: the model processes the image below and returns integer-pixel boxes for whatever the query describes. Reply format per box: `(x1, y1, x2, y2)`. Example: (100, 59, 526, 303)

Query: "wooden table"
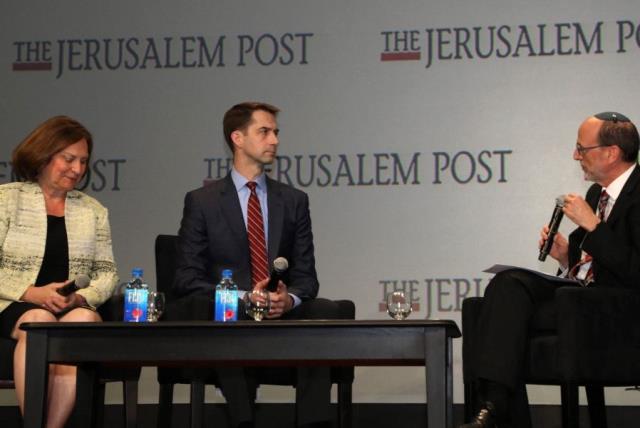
(22, 319, 460, 427)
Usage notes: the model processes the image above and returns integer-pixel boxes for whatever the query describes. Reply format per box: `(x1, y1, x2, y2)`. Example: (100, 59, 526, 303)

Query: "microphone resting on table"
(538, 196, 565, 262)
(56, 274, 90, 297)
(266, 257, 289, 292)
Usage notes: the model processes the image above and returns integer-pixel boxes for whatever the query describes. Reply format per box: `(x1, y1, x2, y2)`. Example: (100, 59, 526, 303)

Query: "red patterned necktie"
(597, 190, 610, 221)
(569, 190, 610, 284)
(246, 182, 269, 287)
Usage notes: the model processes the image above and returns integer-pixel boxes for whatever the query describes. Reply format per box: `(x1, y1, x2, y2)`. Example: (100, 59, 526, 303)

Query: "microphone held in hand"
(538, 196, 565, 262)
(56, 274, 91, 297)
(266, 257, 289, 292)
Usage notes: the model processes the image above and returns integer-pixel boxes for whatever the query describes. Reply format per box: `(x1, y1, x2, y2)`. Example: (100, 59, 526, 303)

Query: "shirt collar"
(602, 164, 635, 201)
(231, 168, 267, 192)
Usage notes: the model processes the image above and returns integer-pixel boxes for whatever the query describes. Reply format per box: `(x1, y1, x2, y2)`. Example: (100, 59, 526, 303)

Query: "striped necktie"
(246, 182, 269, 287)
(597, 190, 610, 222)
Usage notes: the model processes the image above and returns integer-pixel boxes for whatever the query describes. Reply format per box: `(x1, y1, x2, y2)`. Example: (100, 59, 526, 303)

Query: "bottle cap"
(221, 269, 233, 279)
(131, 268, 144, 277)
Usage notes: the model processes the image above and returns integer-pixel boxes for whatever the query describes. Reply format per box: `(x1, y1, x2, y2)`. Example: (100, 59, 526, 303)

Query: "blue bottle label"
(214, 289, 238, 322)
(124, 289, 149, 322)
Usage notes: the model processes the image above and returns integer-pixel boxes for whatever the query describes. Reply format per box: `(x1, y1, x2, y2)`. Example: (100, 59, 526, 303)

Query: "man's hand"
(254, 278, 293, 319)
(20, 282, 77, 314)
(563, 193, 600, 232)
(539, 225, 569, 268)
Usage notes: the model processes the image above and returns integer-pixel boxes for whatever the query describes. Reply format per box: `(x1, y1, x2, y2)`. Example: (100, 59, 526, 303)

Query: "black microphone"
(57, 274, 90, 296)
(266, 257, 289, 292)
(538, 196, 565, 262)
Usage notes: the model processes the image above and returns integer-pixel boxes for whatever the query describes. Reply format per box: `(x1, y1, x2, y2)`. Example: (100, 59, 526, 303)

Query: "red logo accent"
(13, 62, 52, 71)
(380, 52, 421, 61)
(225, 309, 235, 320)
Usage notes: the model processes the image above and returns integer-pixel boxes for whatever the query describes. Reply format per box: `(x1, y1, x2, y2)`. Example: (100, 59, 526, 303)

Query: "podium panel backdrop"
(1, 0, 640, 406)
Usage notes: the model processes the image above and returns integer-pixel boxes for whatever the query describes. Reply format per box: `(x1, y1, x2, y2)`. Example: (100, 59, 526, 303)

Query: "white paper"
(483, 264, 580, 285)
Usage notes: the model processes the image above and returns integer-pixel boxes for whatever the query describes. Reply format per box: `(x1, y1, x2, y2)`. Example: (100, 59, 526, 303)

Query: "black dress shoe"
(459, 402, 497, 428)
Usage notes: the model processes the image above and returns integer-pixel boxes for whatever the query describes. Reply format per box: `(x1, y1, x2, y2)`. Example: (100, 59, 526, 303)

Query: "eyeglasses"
(575, 143, 604, 156)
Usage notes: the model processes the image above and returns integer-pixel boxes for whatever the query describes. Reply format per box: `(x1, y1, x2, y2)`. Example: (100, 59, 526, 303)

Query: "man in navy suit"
(174, 102, 336, 428)
(462, 112, 640, 428)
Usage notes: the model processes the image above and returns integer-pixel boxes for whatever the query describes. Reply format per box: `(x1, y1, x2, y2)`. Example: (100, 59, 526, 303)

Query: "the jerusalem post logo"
(379, 30, 421, 62)
(13, 41, 53, 71)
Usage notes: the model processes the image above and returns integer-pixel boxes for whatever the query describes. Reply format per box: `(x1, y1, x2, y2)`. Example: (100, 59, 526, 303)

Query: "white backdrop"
(2, 0, 640, 406)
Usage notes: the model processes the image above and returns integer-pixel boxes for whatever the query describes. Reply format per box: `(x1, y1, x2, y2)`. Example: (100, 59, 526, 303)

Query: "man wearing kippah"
(461, 112, 640, 428)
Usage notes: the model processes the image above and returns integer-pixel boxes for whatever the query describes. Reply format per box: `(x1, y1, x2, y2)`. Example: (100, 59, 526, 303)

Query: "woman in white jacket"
(0, 116, 118, 428)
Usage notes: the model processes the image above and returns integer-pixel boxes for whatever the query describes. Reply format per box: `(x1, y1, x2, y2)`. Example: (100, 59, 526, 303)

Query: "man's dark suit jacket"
(568, 164, 640, 288)
(173, 174, 319, 300)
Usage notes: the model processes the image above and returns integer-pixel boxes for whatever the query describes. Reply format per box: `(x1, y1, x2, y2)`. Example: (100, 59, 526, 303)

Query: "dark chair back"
(155, 234, 179, 298)
(0, 337, 16, 388)
(154, 233, 355, 428)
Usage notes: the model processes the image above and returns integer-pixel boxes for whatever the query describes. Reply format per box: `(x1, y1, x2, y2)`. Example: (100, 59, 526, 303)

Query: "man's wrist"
(586, 217, 601, 232)
(288, 293, 301, 309)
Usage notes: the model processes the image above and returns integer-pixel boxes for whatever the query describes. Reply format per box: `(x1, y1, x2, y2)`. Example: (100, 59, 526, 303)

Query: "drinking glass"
(386, 291, 412, 320)
(244, 289, 270, 321)
(147, 291, 166, 322)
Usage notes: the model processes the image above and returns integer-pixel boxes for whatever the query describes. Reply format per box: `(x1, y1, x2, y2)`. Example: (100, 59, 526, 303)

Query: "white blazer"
(0, 182, 118, 313)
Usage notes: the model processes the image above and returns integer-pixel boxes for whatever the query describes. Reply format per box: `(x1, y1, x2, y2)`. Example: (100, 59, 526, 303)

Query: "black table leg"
(124, 378, 139, 428)
(76, 363, 98, 427)
(424, 327, 453, 428)
(24, 330, 49, 428)
(190, 380, 205, 428)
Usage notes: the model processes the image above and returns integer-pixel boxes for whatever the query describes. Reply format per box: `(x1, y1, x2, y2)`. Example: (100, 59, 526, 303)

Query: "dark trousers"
(472, 269, 568, 426)
(220, 298, 339, 427)
(167, 295, 340, 427)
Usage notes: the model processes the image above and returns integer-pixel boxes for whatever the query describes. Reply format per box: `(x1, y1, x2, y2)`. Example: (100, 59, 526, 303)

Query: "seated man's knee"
(486, 270, 528, 293)
(485, 269, 544, 305)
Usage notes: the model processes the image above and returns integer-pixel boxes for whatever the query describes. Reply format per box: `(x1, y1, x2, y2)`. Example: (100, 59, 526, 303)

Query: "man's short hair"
(595, 112, 640, 163)
(223, 102, 280, 152)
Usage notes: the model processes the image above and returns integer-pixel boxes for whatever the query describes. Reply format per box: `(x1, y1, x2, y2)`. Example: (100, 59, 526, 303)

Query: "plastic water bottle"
(214, 269, 238, 322)
(124, 268, 149, 322)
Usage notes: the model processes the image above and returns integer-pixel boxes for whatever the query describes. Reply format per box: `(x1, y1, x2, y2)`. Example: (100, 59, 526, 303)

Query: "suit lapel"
(218, 175, 249, 243)
(605, 165, 640, 227)
(569, 165, 639, 266)
(587, 185, 600, 212)
(266, 177, 284, 265)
